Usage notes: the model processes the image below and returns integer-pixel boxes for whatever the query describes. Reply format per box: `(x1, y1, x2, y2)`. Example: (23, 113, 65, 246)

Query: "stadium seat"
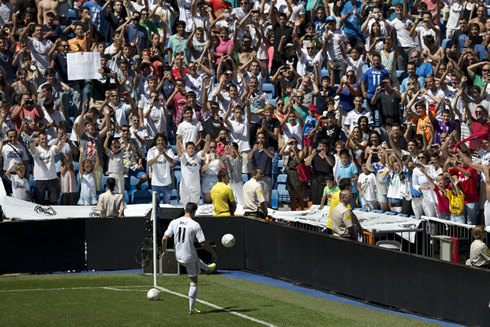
(263, 83, 275, 98)
(123, 191, 130, 204)
(271, 190, 279, 209)
(441, 39, 452, 50)
(475, 44, 488, 61)
(396, 70, 407, 84)
(321, 69, 330, 77)
(277, 183, 290, 202)
(100, 175, 109, 192)
(362, 63, 369, 74)
(269, 98, 276, 107)
(242, 173, 248, 183)
(131, 190, 152, 204)
(276, 174, 287, 187)
(170, 189, 179, 204)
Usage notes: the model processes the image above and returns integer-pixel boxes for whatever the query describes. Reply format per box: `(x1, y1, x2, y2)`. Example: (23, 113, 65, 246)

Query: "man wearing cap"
(42, 11, 62, 43)
(305, 138, 335, 204)
(324, 16, 349, 84)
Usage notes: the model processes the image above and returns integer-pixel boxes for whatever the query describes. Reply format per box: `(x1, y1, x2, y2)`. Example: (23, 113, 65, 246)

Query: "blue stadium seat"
(170, 189, 179, 204)
(276, 174, 287, 185)
(475, 44, 488, 61)
(277, 183, 290, 201)
(271, 190, 279, 209)
(123, 191, 130, 204)
(362, 64, 369, 74)
(278, 159, 283, 170)
(67, 10, 77, 25)
(242, 173, 248, 183)
(396, 70, 407, 84)
(441, 39, 452, 50)
(269, 98, 276, 107)
(100, 175, 109, 192)
(131, 189, 152, 204)
(263, 83, 275, 98)
(73, 162, 79, 172)
(321, 69, 330, 77)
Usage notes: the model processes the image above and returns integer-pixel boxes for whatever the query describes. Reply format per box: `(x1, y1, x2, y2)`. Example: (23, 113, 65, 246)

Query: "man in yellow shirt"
(327, 178, 363, 234)
(210, 171, 236, 217)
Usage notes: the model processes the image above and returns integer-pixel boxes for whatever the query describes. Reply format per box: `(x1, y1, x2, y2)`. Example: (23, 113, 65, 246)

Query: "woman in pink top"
(214, 26, 234, 65)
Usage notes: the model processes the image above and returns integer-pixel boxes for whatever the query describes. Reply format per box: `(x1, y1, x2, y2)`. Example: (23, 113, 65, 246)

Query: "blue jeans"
(451, 215, 466, 224)
(152, 185, 172, 204)
(272, 151, 280, 175)
(439, 212, 451, 220)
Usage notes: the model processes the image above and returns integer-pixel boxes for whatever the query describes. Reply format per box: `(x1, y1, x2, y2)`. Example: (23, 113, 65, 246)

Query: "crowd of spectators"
(3, 0, 490, 227)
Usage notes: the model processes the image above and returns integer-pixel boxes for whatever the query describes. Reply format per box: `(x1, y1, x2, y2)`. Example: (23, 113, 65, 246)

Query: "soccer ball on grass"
(147, 288, 160, 301)
(221, 234, 236, 248)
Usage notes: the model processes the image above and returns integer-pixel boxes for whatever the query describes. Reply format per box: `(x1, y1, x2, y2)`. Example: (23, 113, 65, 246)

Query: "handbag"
(296, 161, 312, 183)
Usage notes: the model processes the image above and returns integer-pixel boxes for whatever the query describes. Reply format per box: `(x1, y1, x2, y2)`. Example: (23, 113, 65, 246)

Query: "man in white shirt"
(325, 16, 349, 82)
(142, 91, 169, 149)
(410, 12, 440, 52)
(162, 202, 217, 314)
(344, 95, 374, 133)
(42, 98, 66, 140)
(21, 22, 53, 75)
(224, 103, 251, 174)
(242, 167, 268, 218)
(147, 132, 176, 204)
(390, 3, 417, 71)
(176, 107, 203, 146)
(108, 89, 137, 128)
(30, 131, 65, 204)
(293, 39, 326, 78)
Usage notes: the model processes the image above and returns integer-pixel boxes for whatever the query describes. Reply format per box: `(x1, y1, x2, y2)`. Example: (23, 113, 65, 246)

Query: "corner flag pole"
(152, 191, 158, 287)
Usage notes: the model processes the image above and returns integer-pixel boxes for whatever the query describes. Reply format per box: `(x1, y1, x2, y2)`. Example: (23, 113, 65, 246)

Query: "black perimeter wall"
(1, 215, 489, 326)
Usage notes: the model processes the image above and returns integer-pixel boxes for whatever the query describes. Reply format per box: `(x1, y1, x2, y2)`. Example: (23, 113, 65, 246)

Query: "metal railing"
(421, 216, 474, 263)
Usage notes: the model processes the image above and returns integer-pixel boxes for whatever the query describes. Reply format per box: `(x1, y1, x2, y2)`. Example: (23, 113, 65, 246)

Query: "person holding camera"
(11, 93, 45, 132)
(279, 136, 305, 211)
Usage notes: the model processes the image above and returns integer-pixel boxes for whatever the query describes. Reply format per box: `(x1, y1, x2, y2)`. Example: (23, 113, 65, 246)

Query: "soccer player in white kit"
(162, 202, 217, 314)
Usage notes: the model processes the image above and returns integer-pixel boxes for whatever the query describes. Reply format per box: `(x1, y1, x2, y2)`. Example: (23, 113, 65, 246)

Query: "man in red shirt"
(11, 94, 45, 132)
(446, 151, 479, 224)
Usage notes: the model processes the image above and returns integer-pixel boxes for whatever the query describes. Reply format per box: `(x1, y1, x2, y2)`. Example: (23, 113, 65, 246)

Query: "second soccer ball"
(221, 234, 236, 248)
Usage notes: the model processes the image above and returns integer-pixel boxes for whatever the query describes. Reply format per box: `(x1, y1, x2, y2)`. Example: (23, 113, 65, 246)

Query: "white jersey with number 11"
(164, 217, 206, 264)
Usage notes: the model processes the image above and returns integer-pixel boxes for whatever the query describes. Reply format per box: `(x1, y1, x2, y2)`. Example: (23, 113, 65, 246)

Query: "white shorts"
(180, 261, 199, 277)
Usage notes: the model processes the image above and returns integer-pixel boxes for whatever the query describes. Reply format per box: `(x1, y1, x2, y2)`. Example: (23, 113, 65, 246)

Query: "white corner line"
(154, 285, 277, 327)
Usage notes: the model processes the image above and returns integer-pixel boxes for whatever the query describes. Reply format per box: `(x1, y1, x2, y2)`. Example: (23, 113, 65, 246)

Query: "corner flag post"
(152, 191, 158, 287)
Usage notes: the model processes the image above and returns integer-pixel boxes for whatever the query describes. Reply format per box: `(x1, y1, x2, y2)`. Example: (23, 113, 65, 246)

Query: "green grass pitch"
(0, 273, 440, 326)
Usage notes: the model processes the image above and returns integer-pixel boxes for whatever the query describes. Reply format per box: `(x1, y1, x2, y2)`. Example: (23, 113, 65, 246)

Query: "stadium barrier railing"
(421, 216, 474, 263)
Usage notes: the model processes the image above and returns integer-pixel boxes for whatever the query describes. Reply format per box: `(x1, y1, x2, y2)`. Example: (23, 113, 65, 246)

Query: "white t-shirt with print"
(147, 146, 176, 187)
(32, 146, 58, 180)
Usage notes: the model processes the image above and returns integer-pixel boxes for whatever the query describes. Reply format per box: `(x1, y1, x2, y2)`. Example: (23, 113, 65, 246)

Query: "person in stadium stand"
(331, 189, 358, 240)
(210, 170, 236, 217)
(242, 167, 268, 218)
(161, 202, 217, 314)
(97, 177, 126, 218)
(470, 225, 490, 268)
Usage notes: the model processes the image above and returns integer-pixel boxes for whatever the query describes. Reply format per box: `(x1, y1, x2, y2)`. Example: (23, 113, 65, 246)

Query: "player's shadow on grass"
(201, 307, 258, 314)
